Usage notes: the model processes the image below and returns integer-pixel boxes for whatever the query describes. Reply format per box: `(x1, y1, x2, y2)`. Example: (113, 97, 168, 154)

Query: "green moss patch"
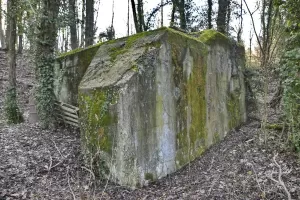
(168, 31, 208, 167)
(144, 173, 154, 181)
(199, 29, 230, 46)
(227, 92, 241, 129)
(79, 88, 118, 155)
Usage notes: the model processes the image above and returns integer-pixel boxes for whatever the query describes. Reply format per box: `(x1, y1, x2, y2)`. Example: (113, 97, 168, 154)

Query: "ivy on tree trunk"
(35, 0, 59, 128)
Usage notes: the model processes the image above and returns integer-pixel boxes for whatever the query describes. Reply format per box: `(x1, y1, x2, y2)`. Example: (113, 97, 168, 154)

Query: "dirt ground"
(0, 50, 300, 200)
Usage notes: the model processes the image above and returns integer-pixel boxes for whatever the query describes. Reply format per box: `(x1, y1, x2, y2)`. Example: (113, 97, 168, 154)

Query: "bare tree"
(170, 0, 177, 26)
(161, 0, 164, 27)
(127, 0, 130, 35)
(85, 0, 94, 46)
(207, 0, 213, 29)
(81, 0, 85, 47)
(69, 0, 78, 49)
(137, 0, 145, 31)
(7, 1, 17, 90)
(178, 0, 186, 29)
(217, 0, 231, 34)
(0, 0, 5, 48)
(170, 0, 187, 30)
(243, 0, 285, 141)
(131, 0, 140, 33)
(236, 0, 243, 42)
(5, 0, 23, 123)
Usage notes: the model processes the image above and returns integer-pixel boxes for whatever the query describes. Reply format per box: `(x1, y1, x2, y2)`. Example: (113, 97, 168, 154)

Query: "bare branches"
(249, 162, 265, 195)
(67, 167, 76, 200)
(81, 166, 96, 180)
(268, 153, 292, 200)
(243, 0, 263, 55)
(145, 0, 172, 30)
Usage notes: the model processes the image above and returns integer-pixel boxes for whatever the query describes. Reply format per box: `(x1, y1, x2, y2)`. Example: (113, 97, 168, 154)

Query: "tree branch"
(243, 0, 264, 56)
(145, 0, 172, 30)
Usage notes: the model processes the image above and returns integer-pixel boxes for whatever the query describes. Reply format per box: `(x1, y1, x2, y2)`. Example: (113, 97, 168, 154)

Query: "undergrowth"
(280, 33, 300, 153)
(4, 87, 24, 124)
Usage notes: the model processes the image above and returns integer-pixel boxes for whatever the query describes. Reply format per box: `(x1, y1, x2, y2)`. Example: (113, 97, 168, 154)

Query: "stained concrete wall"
(54, 44, 100, 105)
(201, 31, 246, 145)
(77, 28, 247, 188)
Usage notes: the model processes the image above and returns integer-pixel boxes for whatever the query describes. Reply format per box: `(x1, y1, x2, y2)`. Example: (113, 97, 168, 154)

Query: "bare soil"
(0, 50, 299, 200)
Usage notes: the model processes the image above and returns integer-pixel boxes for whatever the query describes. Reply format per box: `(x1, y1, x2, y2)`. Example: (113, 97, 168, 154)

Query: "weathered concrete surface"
(199, 30, 247, 145)
(78, 28, 246, 187)
(54, 44, 101, 105)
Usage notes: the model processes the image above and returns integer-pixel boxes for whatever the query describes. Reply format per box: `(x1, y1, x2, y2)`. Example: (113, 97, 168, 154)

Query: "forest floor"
(0, 50, 300, 200)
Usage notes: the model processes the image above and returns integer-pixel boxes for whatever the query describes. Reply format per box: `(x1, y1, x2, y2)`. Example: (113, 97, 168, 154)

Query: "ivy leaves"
(280, 34, 300, 152)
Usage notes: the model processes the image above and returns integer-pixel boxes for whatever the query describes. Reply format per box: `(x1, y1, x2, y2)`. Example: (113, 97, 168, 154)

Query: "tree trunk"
(5, 0, 23, 124)
(85, 0, 94, 46)
(35, 0, 60, 128)
(81, 0, 85, 47)
(137, 0, 145, 32)
(131, 0, 140, 33)
(226, 1, 231, 34)
(207, 0, 212, 29)
(265, 0, 274, 65)
(18, 34, 22, 54)
(178, 0, 186, 30)
(170, 1, 176, 26)
(161, 0, 164, 27)
(217, 0, 228, 33)
(65, 28, 69, 51)
(250, 36, 252, 62)
(127, 0, 130, 35)
(7, 1, 16, 88)
(17, 9, 24, 54)
(5, 2, 10, 49)
(237, 0, 243, 42)
(69, 0, 78, 49)
(170, 0, 186, 29)
(0, 0, 5, 48)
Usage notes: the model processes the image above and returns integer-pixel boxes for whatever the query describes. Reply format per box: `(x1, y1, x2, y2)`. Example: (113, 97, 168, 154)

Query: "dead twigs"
(268, 153, 292, 200)
(67, 167, 76, 200)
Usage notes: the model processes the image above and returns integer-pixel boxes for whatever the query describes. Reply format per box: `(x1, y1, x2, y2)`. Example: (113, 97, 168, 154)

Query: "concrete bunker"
(54, 28, 246, 187)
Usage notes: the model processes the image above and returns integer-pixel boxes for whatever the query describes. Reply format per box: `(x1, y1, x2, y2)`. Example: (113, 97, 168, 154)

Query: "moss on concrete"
(108, 28, 164, 62)
(227, 92, 241, 129)
(55, 41, 103, 105)
(199, 29, 230, 46)
(79, 89, 118, 156)
(213, 132, 221, 143)
(144, 173, 154, 181)
(167, 30, 208, 168)
(58, 41, 102, 59)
